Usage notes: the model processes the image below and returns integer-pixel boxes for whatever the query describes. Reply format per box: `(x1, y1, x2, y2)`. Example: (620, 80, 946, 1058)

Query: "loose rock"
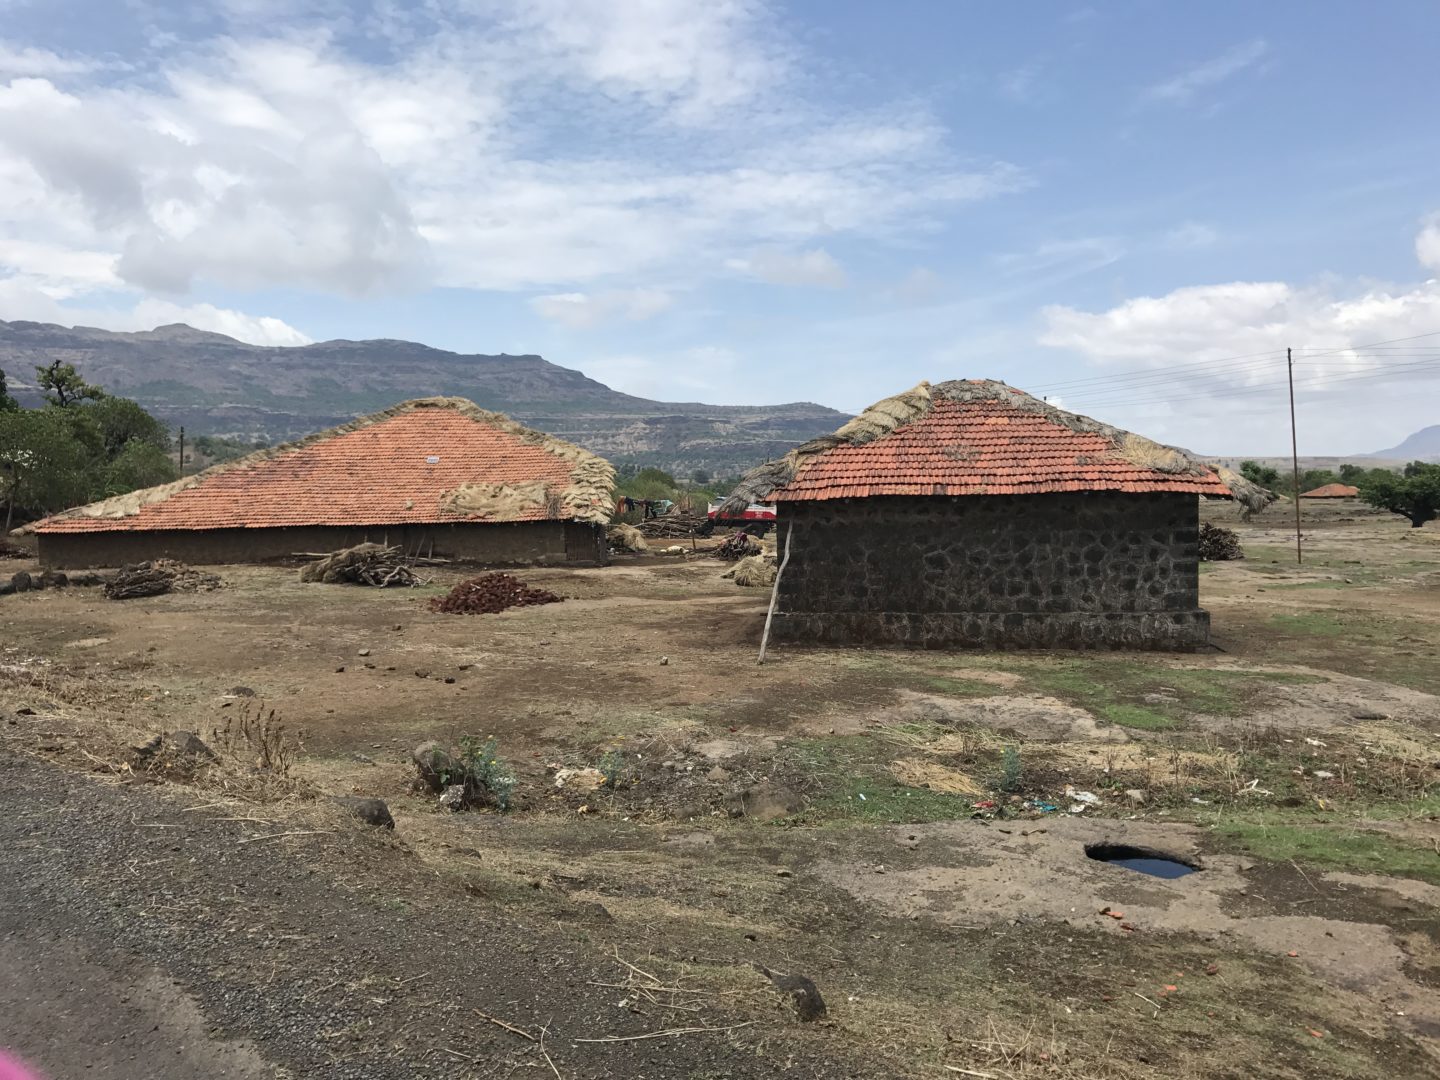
(728, 782, 803, 822)
(330, 795, 395, 829)
(438, 784, 466, 811)
(754, 964, 826, 1021)
(412, 741, 456, 793)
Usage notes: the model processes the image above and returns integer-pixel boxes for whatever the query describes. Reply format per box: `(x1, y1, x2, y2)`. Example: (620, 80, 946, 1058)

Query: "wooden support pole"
(1287, 346, 1302, 564)
(757, 521, 793, 666)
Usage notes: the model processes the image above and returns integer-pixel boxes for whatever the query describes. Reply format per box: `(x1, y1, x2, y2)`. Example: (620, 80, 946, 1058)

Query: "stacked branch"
(104, 560, 221, 600)
(1198, 522, 1245, 561)
(712, 531, 762, 561)
(299, 543, 417, 587)
(637, 512, 708, 539)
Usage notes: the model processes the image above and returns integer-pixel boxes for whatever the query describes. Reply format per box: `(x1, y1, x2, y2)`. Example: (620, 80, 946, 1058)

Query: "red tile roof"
(1300, 483, 1360, 498)
(31, 400, 613, 534)
(773, 398, 1234, 502)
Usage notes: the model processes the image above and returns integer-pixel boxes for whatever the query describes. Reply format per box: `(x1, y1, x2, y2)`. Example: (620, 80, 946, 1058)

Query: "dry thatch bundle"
(299, 543, 417, 586)
(720, 379, 1274, 517)
(607, 523, 649, 553)
(429, 573, 562, 615)
(1198, 522, 1244, 561)
(724, 554, 777, 588)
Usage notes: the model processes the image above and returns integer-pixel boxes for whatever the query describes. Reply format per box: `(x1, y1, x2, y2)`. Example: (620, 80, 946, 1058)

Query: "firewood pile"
(299, 543, 418, 586)
(638, 512, 708, 539)
(429, 573, 563, 615)
(1198, 522, 1244, 561)
(104, 559, 221, 600)
(713, 531, 762, 561)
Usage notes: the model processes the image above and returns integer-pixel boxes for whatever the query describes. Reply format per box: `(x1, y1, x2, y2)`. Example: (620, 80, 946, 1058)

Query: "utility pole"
(178, 426, 186, 474)
(1287, 348, 1302, 564)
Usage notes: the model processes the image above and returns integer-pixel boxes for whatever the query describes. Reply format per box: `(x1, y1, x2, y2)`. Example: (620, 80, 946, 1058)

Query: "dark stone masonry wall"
(772, 492, 1206, 650)
(36, 521, 609, 569)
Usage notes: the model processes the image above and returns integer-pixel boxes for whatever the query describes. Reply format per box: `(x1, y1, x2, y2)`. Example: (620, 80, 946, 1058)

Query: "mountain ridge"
(0, 319, 846, 475)
(1370, 424, 1440, 462)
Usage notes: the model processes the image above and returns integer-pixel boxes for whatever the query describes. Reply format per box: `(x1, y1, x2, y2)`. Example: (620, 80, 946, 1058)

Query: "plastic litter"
(1064, 785, 1101, 805)
(1024, 799, 1059, 813)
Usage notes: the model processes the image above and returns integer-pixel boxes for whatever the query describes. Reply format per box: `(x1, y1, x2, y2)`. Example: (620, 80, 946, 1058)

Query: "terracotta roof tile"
(774, 399, 1233, 501)
(36, 406, 595, 533)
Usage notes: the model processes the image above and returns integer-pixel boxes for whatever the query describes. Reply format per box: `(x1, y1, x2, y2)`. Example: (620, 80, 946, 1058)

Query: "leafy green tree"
(1358, 463, 1440, 528)
(1298, 468, 1340, 492)
(689, 468, 712, 485)
(0, 409, 92, 530)
(0, 368, 17, 413)
(1239, 460, 1281, 488)
(104, 439, 180, 495)
(82, 396, 173, 458)
(36, 360, 103, 407)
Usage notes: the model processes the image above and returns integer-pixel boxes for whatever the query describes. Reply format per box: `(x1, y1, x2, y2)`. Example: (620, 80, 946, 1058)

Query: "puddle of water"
(1086, 843, 1199, 879)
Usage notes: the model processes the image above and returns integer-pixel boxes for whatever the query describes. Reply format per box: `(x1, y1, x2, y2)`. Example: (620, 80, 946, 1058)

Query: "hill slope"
(0, 320, 845, 475)
(1371, 425, 1440, 462)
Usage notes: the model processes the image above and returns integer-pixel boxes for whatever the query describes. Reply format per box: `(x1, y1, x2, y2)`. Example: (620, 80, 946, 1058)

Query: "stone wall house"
(17, 398, 615, 568)
(722, 380, 1268, 651)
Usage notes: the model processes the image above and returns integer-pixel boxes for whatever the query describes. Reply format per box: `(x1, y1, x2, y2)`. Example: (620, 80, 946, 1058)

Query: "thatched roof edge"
(720, 379, 1274, 516)
(15, 397, 617, 534)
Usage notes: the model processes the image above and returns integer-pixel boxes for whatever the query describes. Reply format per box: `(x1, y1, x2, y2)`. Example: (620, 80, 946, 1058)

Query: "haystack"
(607, 523, 649, 552)
(725, 554, 777, 588)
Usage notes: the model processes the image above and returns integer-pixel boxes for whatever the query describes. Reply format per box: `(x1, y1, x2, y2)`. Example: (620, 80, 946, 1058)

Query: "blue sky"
(0, 1, 1437, 453)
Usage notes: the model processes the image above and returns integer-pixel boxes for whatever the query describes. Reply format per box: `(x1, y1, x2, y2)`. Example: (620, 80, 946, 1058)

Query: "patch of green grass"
(781, 736, 977, 824)
(916, 675, 996, 697)
(1020, 658, 1319, 729)
(1211, 817, 1440, 885)
(1268, 612, 1348, 636)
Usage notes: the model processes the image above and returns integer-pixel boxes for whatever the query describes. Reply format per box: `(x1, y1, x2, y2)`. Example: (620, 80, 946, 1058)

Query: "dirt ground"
(2, 499, 1439, 1079)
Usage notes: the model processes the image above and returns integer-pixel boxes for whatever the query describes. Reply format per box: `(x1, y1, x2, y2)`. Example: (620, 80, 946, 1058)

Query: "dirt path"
(0, 753, 856, 1080)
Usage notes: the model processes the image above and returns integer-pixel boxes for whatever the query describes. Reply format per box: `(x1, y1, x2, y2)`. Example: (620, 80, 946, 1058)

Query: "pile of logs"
(637, 512, 709, 539)
(104, 560, 221, 600)
(1198, 523, 1245, 561)
(428, 573, 562, 615)
(299, 543, 418, 587)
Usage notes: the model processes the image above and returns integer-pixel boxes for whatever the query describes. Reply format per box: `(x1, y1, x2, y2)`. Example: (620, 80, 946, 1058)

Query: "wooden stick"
(473, 1009, 536, 1042)
(943, 1068, 997, 1079)
(756, 521, 793, 666)
(574, 1021, 757, 1043)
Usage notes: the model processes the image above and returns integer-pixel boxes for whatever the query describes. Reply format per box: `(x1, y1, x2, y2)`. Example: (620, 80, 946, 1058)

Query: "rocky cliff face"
(0, 320, 845, 475)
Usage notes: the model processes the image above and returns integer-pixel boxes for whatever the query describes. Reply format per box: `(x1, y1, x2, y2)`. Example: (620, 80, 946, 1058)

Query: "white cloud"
(1037, 221, 1440, 428)
(0, 2, 1024, 324)
(0, 273, 310, 346)
(0, 42, 104, 78)
(578, 345, 739, 400)
(1144, 39, 1268, 105)
(997, 237, 1122, 277)
(728, 247, 848, 288)
(530, 288, 673, 329)
(1417, 215, 1440, 271)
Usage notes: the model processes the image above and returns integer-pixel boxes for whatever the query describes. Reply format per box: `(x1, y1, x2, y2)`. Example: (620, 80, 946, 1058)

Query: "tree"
(1358, 462, 1440, 528)
(0, 368, 17, 413)
(36, 360, 103, 407)
(1239, 460, 1280, 488)
(0, 409, 91, 530)
(689, 468, 712, 485)
(1298, 468, 1340, 492)
(82, 396, 173, 459)
(104, 439, 179, 495)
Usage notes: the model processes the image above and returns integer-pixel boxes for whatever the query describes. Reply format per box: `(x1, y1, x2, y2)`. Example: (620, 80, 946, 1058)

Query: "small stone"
(228, 686, 256, 697)
(659, 656, 670, 666)
(131, 734, 163, 759)
(168, 730, 217, 761)
(329, 795, 395, 829)
(727, 782, 803, 822)
(391, 624, 402, 631)
(1205, 963, 1219, 976)
(775, 868, 793, 878)
(414, 669, 430, 679)
(1351, 708, 1388, 720)
(412, 741, 456, 793)
(1124, 788, 1147, 805)
(756, 966, 826, 1022)
(438, 784, 466, 811)
(706, 766, 732, 783)
(443, 677, 456, 684)
(357, 648, 371, 657)
(335, 666, 346, 673)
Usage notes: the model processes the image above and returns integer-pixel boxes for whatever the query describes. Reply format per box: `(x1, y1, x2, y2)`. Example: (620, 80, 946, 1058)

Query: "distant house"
(722, 380, 1267, 651)
(18, 398, 615, 568)
(1300, 483, 1360, 498)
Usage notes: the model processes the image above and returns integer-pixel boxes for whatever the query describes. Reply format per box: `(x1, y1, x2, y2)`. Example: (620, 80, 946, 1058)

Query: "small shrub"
(212, 703, 301, 775)
(450, 736, 517, 811)
(598, 749, 625, 789)
(997, 746, 1023, 794)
